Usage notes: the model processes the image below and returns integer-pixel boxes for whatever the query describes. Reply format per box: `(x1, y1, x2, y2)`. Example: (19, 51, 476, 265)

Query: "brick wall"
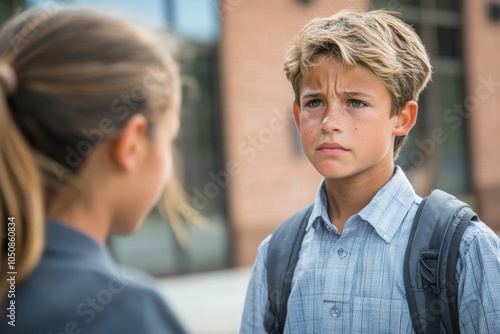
(221, 0, 500, 266)
(463, 1, 500, 230)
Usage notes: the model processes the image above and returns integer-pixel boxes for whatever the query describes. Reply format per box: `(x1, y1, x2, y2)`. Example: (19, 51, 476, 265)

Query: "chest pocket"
(352, 296, 413, 333)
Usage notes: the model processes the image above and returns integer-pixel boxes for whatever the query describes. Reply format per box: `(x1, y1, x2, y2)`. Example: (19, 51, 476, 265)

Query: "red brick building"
(220, 0, 500, 266)
(463, 0, 500, 236)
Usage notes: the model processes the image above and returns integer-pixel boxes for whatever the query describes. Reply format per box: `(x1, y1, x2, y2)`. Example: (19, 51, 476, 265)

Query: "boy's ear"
(110, 114, 149, 172)
(293, 101, 301, 130)
(393, 100, 418, 136)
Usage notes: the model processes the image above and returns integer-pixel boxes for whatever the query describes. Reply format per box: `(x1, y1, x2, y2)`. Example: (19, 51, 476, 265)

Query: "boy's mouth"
(316, 142, 349, 155)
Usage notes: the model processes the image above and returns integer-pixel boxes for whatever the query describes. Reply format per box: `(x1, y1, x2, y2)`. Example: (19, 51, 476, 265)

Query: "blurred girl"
(0, 6, 186, 333)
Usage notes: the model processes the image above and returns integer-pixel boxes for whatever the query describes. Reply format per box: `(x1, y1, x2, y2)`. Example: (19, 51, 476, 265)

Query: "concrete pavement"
(157, 267, 252, 334)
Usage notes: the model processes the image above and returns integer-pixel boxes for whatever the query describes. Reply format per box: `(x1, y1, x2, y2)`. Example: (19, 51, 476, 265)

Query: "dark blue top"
(0, 220, 187, 334)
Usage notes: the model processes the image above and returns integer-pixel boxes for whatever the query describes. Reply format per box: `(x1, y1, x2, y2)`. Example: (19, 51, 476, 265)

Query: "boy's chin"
(314, 168, 355, 180)
(311, 162, 355, 180)
(315, 165, 395, 182)
(313, 163, 376, 180)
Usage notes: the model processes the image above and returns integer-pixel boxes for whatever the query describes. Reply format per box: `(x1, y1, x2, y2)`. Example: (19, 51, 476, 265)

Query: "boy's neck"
(324, 164, 395, 233)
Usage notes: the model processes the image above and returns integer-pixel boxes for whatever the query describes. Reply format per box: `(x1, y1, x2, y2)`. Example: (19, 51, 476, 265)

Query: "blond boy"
(240, 10, 500, 333)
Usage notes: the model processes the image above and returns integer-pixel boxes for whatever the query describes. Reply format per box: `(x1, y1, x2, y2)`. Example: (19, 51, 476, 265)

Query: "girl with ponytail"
(0, 6, 186, 333)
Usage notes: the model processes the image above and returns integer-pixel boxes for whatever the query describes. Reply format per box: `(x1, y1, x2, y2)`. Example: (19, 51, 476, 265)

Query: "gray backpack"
(264, 189, 478, 333)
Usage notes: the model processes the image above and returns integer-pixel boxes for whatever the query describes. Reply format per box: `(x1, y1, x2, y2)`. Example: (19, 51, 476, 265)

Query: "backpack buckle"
(419, 250, 440, 294)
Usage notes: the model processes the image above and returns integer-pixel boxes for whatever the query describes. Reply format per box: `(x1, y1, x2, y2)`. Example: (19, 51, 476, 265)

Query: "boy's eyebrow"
(341, 91, 373, 99)
(301, 91, 374, 100)
(301, 91, 323, 99)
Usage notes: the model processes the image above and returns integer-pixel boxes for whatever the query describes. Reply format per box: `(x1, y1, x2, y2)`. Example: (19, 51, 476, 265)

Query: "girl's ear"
(293, 101, 301, 130)
(110, 114, 149, 172)
(393, 100, 418, 136)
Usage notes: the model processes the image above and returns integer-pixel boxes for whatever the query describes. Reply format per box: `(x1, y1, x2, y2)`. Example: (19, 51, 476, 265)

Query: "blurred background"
(2, 0, 500, 332)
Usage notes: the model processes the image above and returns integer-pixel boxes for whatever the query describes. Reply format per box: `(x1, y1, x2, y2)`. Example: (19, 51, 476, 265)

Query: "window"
(25, 0, 229, 275)
(0, 1, 16, 23)
(373, 0, 470, 197)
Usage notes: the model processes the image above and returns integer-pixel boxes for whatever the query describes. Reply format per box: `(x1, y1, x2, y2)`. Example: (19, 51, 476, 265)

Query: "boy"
(240, 9, 500, 333)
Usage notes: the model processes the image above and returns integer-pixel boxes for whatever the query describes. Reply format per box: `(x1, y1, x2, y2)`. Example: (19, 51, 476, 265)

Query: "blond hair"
(284, 9, 432, 157)
(0, 7, 181, 298)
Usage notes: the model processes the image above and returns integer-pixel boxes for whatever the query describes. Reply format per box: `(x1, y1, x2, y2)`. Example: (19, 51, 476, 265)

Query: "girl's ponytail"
(0, 62, 44, 299)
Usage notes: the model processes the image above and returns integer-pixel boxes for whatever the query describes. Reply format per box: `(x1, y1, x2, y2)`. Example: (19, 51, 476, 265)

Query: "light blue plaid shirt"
(240, 167, 500, 333)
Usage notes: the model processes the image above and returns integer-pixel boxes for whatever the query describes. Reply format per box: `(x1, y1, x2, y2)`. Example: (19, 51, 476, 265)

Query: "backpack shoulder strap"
(264, 204, 313, 334)
(404, 189, 478, 334)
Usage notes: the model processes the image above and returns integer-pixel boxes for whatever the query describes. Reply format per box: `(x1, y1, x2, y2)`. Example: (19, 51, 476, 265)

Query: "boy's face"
(293, 56, 413, 181)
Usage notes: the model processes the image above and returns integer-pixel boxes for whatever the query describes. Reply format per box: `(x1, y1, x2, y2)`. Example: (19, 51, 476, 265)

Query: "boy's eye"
(305, 99, 323, 108)
(348, 99, 366, 108)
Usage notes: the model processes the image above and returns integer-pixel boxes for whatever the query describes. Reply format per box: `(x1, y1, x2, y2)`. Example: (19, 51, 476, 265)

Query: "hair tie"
(0, 62, 18, 95)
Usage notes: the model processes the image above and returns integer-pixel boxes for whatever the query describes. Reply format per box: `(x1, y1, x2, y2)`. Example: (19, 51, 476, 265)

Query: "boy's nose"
(320, 106, 344, 134)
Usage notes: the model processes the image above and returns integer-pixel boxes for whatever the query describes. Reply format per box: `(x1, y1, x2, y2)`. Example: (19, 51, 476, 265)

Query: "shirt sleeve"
(240, 235, 272, 334)
(457, 220, 500, 333)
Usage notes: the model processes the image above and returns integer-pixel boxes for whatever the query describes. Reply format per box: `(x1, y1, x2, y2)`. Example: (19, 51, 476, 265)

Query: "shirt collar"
(307, 182, 334, 233)
(306, 166, 419, 243)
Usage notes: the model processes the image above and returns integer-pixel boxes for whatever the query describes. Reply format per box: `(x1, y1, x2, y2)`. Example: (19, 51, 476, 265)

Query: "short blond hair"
(284, 9, 432, 156)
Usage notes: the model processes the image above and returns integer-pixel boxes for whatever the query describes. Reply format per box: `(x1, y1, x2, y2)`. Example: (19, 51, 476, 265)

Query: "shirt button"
(338, 248, 348, 259)
(330, 304, 341, 317)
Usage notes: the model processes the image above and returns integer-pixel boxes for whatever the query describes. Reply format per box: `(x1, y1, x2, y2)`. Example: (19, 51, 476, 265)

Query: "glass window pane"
(412, 22, 422, 37)
(437, 27, 462, 58)
(395, 91, 428, 172)
(178, 45, 226, 216)
(0, 2, 14, 23)
(372, 0, 421, 9)
(174, 0, 220, 43)
(435, 73, 469, 194)
(435, 0, 460, 11)
(27, 0, 168, 26)
(396, 73, 469, 196)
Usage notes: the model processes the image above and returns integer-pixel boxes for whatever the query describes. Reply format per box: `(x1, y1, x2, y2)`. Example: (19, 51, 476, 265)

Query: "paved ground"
(157, 267, 252, 334)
